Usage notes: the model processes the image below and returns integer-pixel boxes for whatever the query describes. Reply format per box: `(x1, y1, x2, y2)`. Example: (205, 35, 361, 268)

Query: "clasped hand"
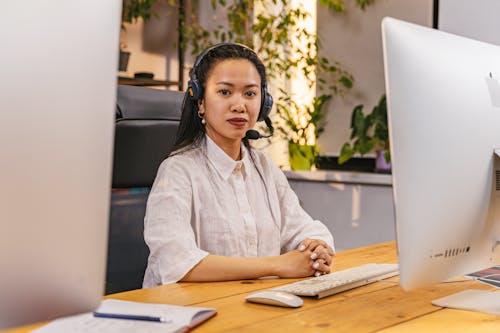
(298, 238, 334, 276)
(277, 238, 334, 278)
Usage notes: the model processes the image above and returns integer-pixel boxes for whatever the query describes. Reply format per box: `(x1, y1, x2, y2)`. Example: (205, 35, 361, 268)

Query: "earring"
(198, 110, 205, 125)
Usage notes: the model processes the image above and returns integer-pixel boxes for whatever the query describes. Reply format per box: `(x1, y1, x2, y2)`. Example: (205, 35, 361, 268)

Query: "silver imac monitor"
(382, 17, 500, 290)
(0, 1, 121, 329)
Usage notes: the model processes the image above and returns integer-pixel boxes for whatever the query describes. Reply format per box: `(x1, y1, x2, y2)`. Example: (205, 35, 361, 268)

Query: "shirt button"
(234, 163, 242, 172)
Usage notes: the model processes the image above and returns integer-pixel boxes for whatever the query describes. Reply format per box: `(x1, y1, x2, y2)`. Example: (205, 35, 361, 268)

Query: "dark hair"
(171, 43, 268, 154)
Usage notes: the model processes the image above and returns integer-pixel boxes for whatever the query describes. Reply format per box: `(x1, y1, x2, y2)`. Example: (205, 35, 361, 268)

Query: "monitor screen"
(382, 17, 500, 290)
(0, 1, 120, 329)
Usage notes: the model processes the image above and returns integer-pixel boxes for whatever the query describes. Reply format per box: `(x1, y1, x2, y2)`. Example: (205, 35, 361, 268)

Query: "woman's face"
(198, 58, 262, 149)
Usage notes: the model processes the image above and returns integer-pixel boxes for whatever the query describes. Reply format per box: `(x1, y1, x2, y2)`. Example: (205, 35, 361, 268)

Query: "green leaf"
(338, 143, 354, 164)
(339, 75, 353, 88)
(357, 139, 373, 155)
(351, 105, 367, 139)
(340, 93, 389, 159)
(384, 150, 391, 163)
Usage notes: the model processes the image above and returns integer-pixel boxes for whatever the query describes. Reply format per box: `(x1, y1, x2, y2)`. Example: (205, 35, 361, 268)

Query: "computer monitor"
(0, 1, 120, 329)
(382, 17, 500, 290)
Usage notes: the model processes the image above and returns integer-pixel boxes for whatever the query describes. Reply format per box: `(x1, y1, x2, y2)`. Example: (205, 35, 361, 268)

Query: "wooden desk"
(7, 242, 500, 332)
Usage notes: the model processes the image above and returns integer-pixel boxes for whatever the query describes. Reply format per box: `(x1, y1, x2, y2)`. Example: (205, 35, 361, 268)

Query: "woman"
(143, 43, 334, 287)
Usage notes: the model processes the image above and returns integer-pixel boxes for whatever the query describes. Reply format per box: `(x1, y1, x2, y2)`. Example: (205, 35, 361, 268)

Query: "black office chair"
(106, 85, 183, 294)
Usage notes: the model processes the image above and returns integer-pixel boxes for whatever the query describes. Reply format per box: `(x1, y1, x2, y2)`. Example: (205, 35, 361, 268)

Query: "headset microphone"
(245, 117, 274, 140)
(244, 130, 262, 140)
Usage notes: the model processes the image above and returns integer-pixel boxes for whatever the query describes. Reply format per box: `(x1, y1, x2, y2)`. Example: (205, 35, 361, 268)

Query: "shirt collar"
(205, 135, 253, 180)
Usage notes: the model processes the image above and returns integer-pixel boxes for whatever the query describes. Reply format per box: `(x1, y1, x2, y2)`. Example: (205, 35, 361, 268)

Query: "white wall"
(439, 0, 500, 46)
(317, 0, 433, 156)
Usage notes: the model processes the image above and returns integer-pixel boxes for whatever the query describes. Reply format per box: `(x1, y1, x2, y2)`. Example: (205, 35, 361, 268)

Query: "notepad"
(33, 299, 216, 333)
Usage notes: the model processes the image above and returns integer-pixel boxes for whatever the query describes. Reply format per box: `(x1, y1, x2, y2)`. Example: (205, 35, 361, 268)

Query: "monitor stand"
(432, 289, 500, 315)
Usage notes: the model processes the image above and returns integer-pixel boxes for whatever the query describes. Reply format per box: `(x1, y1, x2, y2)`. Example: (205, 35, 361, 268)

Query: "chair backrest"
(113, 85, 184, 188)
(106, 85, 184, 294)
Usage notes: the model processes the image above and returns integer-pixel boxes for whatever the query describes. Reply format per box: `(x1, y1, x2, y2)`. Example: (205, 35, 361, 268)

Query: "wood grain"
(5, 242, 499, 333)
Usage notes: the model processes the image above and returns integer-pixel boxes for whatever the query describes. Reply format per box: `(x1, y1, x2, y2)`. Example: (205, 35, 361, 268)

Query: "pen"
(93, 312, 171, 323)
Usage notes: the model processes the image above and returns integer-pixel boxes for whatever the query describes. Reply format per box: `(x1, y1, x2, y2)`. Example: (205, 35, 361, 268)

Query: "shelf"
(118, 76, 179, 88)
(285, 170, 392, 186)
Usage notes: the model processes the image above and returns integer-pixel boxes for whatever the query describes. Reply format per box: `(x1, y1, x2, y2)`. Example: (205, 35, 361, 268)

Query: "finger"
(319, 242, 334, 256)
(316, 252, 333, 266)
(312, 265, 329, 275)
(312, 258, 326, 270)
(298, 238, 312, 252)
(312, 246, 333, 266)
(324, 254, 333, 266)
(316, 242, 334, 256)
(312, 259, 322, 270)
(304, 239, 324, 253)
(312, 259, 330, 274)
(301, 239, 335, 261)
(306, 239, 334, 255)
(310, 245, 331, 262)
(310, 244, 325, 260)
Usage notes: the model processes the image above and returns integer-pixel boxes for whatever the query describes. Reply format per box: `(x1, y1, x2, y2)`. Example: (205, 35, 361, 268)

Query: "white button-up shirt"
(143, 136, 334, 287)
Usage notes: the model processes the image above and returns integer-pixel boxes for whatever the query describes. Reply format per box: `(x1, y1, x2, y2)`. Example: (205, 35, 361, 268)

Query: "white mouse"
(245, 290, 303, 308)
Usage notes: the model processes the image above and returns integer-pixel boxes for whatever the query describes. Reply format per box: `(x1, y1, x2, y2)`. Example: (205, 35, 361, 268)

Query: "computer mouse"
(245, 290, 303, 308)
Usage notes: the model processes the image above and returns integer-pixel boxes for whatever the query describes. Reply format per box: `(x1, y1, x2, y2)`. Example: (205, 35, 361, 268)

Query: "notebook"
(33, 299, 217, 333)
(466, 265, 500, 288)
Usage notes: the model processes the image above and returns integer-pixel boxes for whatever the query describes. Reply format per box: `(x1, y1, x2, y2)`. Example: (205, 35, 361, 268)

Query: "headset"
(187, 42, 274, 123)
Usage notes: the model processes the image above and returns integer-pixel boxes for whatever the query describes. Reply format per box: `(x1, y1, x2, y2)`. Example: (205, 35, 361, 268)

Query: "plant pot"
(375, 149, 391, 172)
(118, 50, 130, 72)
(288, 143, 316, 170)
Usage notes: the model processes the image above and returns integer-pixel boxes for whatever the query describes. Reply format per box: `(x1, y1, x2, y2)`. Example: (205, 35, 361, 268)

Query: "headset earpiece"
(258, 85, 273, 121)
(187, 46, 212, 101)
(187, 78, 201, 100)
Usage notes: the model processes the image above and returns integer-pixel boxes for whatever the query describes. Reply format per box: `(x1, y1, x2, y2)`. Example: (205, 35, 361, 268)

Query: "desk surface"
(8, 242, 500, 332)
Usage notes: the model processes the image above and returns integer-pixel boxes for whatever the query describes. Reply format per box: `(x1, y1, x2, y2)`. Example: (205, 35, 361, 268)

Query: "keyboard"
(272, 263, 399, 299)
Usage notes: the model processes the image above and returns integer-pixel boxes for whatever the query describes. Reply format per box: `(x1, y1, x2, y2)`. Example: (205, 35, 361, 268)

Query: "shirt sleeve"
(143, 157, 208, 287)
(267, 160, 335, 254)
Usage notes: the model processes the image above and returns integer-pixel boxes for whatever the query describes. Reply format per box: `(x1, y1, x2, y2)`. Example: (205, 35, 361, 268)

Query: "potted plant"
(338, 94, 390, 171)
(276, 94, 335, 171)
